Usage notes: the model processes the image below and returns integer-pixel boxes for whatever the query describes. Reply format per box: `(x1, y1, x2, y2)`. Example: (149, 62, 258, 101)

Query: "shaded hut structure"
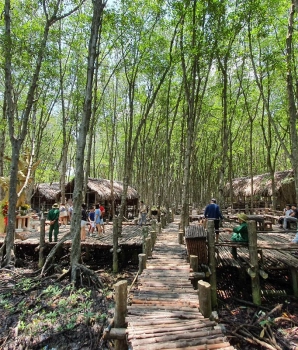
(224, 170, 296, 210)
(64, 177, 139, 219)
(31, 182, 61, 212)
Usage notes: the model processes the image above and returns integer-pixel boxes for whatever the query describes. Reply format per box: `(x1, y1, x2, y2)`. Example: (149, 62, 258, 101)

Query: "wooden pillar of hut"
(248, 220, 261, 305)
(113, 217, 119, 273)
(38, 218, 46, 268)
(114, 280, 128, 350)
(207, 220, 217, 309)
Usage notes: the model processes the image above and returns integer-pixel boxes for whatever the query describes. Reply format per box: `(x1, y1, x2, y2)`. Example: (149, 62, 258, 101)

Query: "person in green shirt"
(47, 203, 60, 242)
(225, 213, 248, 258)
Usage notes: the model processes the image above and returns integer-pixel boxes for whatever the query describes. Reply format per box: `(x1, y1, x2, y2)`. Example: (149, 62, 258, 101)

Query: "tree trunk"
(70, 0, 106, 283)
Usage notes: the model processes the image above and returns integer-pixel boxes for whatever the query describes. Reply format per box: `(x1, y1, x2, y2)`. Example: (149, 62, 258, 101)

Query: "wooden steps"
(127, 223, 235, 350)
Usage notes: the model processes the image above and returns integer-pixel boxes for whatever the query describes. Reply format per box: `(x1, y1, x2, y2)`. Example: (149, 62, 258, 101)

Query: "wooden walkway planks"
(127, 222, 235, 350)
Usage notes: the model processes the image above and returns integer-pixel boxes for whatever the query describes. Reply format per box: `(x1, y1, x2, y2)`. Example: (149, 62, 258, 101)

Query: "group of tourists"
(278, 204, 298, 231)
(47, 202, 106, 242)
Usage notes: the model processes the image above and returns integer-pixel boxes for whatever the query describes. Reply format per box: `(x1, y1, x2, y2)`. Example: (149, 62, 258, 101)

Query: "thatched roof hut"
(31, 178, 139, 216)
(31, 182, 61, 211)
(65, 177, 139, 218)
(224, 170, 296, 209)
(64, 177, 139, 204)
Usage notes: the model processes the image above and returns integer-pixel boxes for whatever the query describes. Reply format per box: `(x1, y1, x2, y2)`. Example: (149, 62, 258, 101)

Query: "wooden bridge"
(126, 221, 236, 350)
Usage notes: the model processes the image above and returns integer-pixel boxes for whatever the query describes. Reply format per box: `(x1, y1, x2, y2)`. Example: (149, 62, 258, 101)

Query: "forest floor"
(1, 258, 298, 350)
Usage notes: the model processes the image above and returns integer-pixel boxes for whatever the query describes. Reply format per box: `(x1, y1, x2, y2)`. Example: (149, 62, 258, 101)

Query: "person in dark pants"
(47, 203, 60, 242)
(204, 198, 223, 242)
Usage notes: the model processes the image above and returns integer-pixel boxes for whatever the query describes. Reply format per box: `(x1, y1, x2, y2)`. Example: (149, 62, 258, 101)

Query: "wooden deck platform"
(0, 223, 146, 266)
(126, 222, 236, 350)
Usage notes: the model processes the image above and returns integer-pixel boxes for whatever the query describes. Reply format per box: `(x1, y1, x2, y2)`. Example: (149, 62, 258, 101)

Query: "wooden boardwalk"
(126, 221, 235, 350)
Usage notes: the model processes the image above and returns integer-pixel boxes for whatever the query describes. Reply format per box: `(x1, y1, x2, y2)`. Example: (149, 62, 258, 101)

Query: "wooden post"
(157, 222, 161, 235)
(145, 236, 152, 258)
(150, 230, 157, 247)
(190, 255, 198, 272)
(38, 218, 46, 268)
(114, 280, 128, 350)
(138, 253, 146, 274)
(248, 220, 261, 305)
(113, 217, 119, 273)
(207, 220, 217, 308)
(198, 280, 212, 318)
(290, 267, 298, 297)
(142, 226, 148, 253)
(178, 229, 183, 244)
(190, 254, 199, 289)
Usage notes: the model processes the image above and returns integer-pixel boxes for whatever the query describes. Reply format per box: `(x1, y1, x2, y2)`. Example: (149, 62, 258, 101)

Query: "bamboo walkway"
(126, 221, 235, 350)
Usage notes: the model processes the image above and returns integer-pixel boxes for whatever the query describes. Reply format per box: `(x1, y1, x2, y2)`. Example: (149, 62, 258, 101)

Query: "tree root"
(73, 263, 104, 289)
(40, 231, 72, 276)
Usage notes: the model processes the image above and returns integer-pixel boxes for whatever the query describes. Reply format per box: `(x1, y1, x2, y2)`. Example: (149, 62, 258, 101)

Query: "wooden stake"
(248, 220, 261, 305)
(198, 280, 212, 318)
(207, 220, 217, 308)
(114, 280, 128, 350)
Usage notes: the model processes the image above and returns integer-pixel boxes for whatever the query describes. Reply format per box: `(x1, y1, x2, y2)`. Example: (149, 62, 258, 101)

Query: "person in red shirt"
(99, 204, 105, 233)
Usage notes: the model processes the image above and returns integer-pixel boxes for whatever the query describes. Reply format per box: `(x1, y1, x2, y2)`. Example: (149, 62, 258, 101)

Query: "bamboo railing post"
(248, 220, 261, 305)
(198, 280, 212, 318)
(207, 220, 217, 309)
(138, 253, 146, 274)
(113, 217, 119, 273)
(114, 280, 128, 350)
(38, 218, 46, 268)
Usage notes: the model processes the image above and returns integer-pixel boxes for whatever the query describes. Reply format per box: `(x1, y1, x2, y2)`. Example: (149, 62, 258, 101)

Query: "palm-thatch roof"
(33, 182, 61, 200)
(224, 170, 294, 197)
(66, 177, 139, 201)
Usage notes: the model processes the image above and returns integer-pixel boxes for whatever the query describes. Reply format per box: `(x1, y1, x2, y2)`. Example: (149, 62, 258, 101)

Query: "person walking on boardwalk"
(204, 198, 223, 242)
(138, 201, 147, 226)
(47, 203, 60, 242)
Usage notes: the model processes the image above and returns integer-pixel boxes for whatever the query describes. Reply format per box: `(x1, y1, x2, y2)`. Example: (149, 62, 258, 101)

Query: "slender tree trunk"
(70, 0, 106, 283)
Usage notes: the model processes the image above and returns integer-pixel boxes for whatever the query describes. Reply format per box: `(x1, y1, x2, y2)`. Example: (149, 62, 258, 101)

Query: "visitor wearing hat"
(47, 203, 60, 242)
(225, 212, 249, 258)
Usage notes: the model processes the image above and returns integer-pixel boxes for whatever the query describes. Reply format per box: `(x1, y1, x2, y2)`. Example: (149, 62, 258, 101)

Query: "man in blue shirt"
(204, 198, 223, 242)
